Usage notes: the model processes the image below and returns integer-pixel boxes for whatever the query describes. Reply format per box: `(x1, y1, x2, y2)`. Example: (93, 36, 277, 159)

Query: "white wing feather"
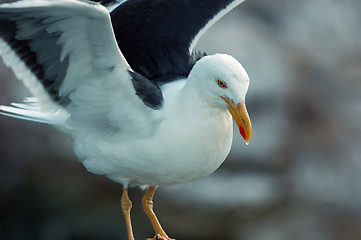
(0, 0, 161, 139)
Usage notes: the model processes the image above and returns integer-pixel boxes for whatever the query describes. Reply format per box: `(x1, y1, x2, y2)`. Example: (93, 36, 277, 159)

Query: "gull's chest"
(145, 109, 234, 185)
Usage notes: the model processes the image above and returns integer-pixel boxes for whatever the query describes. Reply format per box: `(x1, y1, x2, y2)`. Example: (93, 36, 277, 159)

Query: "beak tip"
(244, 136, 251, 145)
(239, 126, 251, 145)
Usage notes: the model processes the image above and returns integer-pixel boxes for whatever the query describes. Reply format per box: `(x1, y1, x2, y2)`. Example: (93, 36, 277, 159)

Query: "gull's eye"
(217, 79, 227, 88)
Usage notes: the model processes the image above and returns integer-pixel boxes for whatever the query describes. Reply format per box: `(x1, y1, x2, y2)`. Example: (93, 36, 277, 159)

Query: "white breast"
(77, 79, 234, 186)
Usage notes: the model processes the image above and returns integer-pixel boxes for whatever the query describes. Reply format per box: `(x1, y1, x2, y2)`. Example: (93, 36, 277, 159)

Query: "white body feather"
(79, 78, 234, 186)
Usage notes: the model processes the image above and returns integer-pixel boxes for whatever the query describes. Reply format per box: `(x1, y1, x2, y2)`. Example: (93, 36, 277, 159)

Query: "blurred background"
(1, 0, 361, 239)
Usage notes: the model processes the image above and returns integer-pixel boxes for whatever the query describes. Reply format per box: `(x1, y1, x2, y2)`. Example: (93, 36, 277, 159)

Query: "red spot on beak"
(239, 126, 247, 140)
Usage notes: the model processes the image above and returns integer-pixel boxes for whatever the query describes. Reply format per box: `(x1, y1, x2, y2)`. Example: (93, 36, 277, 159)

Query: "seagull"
(0, 0, 251, 239)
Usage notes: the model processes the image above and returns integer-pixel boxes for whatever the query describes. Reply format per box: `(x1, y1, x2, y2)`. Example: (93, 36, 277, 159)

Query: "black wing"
(105, 0, 245, 84)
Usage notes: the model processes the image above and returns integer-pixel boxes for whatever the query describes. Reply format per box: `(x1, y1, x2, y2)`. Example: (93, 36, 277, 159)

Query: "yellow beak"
(221, 96, 252, 144)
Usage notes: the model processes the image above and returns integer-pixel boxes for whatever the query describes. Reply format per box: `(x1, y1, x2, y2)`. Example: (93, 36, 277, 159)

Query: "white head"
(189, 54, 252, 143)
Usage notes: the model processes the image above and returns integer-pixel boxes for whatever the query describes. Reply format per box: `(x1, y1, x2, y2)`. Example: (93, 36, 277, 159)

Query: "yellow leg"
(121, 188, 135, 240)
(142, 186, 174, 240)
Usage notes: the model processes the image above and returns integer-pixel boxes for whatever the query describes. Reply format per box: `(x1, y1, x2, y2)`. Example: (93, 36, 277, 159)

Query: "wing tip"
(0, 102, 68, 125)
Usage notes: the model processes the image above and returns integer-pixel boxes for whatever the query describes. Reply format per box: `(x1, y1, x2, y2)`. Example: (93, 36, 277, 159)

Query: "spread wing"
(95, 0, 246, 83)
(0, 0, 162, 138)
